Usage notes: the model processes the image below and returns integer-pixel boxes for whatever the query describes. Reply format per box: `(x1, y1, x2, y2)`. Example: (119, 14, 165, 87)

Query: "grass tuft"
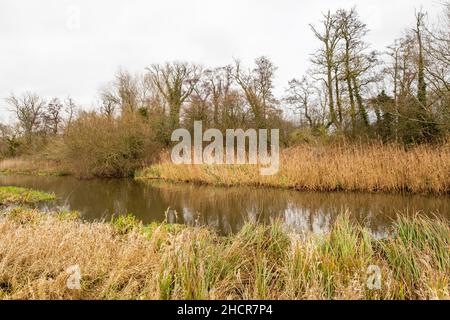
(0, 186, 55, 205)
(0, 208, 448, 300)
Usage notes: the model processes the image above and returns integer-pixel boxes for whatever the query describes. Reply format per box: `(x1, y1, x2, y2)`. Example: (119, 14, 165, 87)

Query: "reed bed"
(0, 208, 448, 300)
(0, 157, 68, 176)
(138, 142, 450, 195)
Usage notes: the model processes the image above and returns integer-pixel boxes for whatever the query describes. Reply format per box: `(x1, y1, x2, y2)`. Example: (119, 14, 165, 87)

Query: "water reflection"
(1, 175, 448, 235)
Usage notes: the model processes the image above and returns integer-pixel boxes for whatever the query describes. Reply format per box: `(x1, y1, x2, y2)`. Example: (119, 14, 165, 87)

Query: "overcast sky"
(0, 0, 444, 122)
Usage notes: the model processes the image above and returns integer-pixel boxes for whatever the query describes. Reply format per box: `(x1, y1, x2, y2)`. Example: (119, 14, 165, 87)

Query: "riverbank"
(137, 142, 450, 195)
(0, 206, 448, 299)
(2, 143, 449, 195)
(0, 157, 69, 177)
(0, 186, 55, 205)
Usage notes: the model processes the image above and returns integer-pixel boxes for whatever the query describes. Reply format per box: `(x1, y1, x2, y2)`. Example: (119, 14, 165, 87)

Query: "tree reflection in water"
(0, 175, 448, 236)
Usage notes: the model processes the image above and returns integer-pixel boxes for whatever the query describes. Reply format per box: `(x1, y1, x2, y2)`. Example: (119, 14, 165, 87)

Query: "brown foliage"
(62, 112, 160, 178)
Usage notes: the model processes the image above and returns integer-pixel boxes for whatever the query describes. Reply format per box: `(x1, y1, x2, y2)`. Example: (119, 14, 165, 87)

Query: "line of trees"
(286, 5, 449, 144)
(1, 4, 449, 163)
(0, 94, 76, 155)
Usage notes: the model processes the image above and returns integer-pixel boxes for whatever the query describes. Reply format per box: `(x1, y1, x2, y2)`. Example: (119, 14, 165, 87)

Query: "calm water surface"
(1, 175, 449, 236)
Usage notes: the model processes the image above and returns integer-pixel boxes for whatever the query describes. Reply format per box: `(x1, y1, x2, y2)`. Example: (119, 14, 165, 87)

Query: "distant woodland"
(1, 4, 449, 177)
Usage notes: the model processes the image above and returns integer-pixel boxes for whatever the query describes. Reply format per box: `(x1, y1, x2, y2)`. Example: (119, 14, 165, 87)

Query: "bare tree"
(64, 96, 77, 126)
(99, 91, 117, 118)
(336, 8, 373, 130)
(234, 56, 277, 128)
(100, 83, 119, 117)
(204, 66, 234, 127)
(146, 62, 202, 131)
(43, 97, 64, 134)
(6, 92, 46, 142)
(310, 11, 341, 127)
(184, 74, 213, 127)
(99, 70, 145, 116)
(423, 3, 450, 94)
(285, 77, 315, 127)
(414, 10, 427, 108)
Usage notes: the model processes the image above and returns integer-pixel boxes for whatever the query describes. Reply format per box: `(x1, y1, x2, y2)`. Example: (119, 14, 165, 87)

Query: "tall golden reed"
(138, 142, 450, 194)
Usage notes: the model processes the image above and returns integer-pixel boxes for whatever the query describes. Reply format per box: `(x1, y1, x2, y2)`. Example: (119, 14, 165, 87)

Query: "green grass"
(110, 213, 142, 235)
(0, 186, 56, 205)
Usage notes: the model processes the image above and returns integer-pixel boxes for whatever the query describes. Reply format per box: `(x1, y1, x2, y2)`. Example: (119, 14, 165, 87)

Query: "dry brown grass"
(138, 142, 450, 195)
(0, 208, 448, 300)
(0, 157, 68, 176)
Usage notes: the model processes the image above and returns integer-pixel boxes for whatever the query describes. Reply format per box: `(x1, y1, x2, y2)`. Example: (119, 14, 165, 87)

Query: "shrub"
(61, 112, 161, 178)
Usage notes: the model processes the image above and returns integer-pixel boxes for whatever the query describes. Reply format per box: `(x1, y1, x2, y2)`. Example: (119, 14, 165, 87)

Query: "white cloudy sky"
(0, 0, 444, 122)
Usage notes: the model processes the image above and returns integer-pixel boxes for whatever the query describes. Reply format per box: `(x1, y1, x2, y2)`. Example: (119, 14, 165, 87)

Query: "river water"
(1, 175, 449, 236)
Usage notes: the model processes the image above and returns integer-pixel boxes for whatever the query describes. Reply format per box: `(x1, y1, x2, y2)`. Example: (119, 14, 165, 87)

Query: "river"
(1, 175, 448, 236)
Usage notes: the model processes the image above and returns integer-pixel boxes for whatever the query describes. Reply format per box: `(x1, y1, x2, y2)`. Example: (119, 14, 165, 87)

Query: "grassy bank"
(0, 186, 55, 205)
(0, 207, 448, 300)
(138, 142, 450, 195)
(0, 157, 69, 177)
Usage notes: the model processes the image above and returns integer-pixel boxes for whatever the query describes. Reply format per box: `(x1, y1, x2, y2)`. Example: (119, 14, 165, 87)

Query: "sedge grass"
(0, 207, 448, 300)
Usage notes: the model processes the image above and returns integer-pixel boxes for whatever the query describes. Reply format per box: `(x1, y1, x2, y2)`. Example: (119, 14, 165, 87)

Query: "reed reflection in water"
(0, 175, 448, 236)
